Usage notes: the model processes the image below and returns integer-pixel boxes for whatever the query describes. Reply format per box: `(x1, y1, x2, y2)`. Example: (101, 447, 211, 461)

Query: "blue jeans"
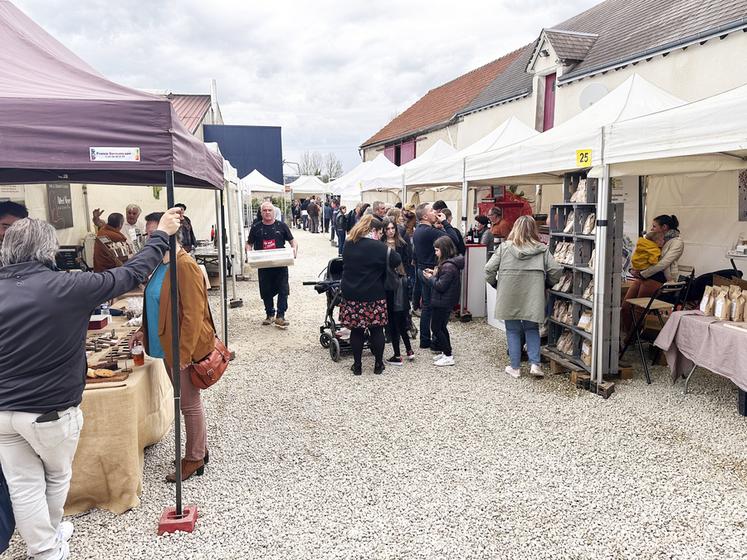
(505, 320, 540, 369)
(417, 268, 433, 347)
(263, 293, 288, 318)
(336, 229, 346, 256)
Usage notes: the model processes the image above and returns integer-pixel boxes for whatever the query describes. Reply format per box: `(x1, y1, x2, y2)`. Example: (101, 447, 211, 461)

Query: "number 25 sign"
(576, 149, 592, 168)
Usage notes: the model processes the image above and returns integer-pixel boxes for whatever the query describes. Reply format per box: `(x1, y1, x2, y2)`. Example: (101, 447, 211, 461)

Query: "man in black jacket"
(412, 202, 460, 350)
(0, 209, 181, 560)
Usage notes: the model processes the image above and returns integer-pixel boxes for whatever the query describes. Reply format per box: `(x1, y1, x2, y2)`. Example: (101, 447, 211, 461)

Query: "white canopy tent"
(240, 169, 285, 194)
(465, 74, 685, 186)
(588, 82, 747, 388)
(329, 154, 400, 206)
(289, 175, 328, 198)
(406, 118, 540, 231)
(601, 82, 747, 177)
(361, 139, 457, 193)
(407, 118, 539, 187)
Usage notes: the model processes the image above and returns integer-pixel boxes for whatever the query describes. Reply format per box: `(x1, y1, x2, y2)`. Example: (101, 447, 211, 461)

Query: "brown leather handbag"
(189, 306, 230, 389)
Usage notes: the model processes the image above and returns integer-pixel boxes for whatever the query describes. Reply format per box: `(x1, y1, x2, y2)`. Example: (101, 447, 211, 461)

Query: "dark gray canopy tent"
(0, 0, 224, 521)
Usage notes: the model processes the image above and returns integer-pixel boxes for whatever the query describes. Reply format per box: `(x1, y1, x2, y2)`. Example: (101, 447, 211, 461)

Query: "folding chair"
(620, 281, 687, 384)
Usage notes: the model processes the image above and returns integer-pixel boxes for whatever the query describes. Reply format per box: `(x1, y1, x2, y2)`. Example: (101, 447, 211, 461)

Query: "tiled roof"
(167, 94, 212, 134)
(463, 0, 747, 115)
(459, 42, 536, 115)
(543, 29, 598, 62)
(360, 48, 524, 148)
(554, 0, 747, 81)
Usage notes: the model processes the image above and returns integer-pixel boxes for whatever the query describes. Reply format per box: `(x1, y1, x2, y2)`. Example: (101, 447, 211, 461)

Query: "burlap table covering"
(64, 357, 173, 515)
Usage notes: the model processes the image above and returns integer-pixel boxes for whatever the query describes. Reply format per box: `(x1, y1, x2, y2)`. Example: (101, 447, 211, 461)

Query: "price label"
(576, 149, 592, 168)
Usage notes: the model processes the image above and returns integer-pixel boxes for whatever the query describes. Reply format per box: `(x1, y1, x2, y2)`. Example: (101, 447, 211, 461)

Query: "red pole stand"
(157, 504, 198, 536)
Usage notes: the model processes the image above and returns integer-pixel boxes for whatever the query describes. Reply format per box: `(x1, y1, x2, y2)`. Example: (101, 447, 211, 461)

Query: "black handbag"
(384, 247, 400, 292)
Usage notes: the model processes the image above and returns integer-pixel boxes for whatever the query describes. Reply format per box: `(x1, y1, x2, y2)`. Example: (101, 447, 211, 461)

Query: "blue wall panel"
(203, 125, 283, 184)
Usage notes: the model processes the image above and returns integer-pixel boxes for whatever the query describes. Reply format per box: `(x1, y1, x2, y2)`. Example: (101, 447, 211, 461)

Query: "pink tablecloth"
(654, 310, 747, 391)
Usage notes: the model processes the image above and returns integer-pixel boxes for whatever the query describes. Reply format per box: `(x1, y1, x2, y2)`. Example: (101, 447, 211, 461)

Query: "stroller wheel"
(329, 338, 341, 362)
(320, 332, 332, 348)
(409, 326, 418, 340)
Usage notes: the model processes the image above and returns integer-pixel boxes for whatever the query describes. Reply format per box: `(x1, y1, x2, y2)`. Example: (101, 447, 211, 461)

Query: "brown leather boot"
(166, 459, 205, 483)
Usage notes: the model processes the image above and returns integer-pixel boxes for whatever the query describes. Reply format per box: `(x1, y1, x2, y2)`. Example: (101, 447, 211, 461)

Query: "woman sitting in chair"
(621, 214, 684, 339)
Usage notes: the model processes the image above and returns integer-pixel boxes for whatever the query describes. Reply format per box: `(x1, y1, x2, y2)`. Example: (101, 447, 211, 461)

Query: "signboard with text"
(46, 183, 74, 230)
(89, 147, 141, 162)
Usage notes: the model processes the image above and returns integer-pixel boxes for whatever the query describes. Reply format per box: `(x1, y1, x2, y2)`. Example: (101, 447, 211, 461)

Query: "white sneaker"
(52, 541, 70, 560)
(432, 353, 445, 362)
(58, 521, 74, 542)
(530, 364, 544, 377)
(504, 366, 521, 379)
(434, 355, 455, 367)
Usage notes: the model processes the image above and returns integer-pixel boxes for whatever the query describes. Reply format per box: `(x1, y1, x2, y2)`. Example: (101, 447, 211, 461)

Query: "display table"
(654, 311, 747, 412)
(64, 357, 173, 514)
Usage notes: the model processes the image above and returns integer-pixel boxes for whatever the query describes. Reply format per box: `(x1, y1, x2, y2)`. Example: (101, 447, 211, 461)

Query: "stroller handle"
(302, 281, 320, 285)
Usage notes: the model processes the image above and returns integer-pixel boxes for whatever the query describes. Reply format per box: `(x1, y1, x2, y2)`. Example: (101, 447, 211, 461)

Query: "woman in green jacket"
(485, 216, 562, 379)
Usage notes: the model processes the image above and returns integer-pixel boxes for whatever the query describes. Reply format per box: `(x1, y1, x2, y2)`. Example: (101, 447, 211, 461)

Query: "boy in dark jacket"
(423, 236, 464, 367)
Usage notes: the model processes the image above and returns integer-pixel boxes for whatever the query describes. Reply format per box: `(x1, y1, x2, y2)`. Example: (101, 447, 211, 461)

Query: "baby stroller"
(303, 257, 368, 362)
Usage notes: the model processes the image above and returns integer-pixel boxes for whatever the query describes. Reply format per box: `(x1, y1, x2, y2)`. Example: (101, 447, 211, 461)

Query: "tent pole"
(592, 162, 611, 387)
(236, 187, 247, 272)
(165, 171, 183, 516)
(402, 174, 407, 207)
(461, 158, 468, 234)
(224, 182, 242, 307)
(215, 190, 228, 345)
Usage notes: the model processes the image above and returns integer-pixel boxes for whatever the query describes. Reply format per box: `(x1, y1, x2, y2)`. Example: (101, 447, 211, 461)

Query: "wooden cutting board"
(85, 371, 130, 384)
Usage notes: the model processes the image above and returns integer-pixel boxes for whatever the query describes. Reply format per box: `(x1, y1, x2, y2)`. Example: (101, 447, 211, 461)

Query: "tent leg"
(592, 164, 611, 388)
(461, 159, 468, 234)
(215, 190, 228, 347)
(156, 170, 198, 535)
(224, 182, 243, 308)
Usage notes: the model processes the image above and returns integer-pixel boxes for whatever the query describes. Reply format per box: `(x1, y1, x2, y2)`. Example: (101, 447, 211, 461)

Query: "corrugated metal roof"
(167, 94, 212, 134)
(360, 48, 524, 148)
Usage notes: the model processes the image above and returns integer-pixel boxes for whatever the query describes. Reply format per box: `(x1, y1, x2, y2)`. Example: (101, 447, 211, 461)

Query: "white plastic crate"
(247, 247, 295, 269)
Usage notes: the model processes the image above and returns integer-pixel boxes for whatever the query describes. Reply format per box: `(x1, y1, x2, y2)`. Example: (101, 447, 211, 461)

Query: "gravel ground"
(5, 229, 747, 560)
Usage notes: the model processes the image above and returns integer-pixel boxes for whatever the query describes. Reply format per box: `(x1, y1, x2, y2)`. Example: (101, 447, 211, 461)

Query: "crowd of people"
(0, 189, 686, 559)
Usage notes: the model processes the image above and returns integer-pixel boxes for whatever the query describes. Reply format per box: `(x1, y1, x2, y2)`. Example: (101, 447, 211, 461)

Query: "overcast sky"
(16, 0, 598, 174)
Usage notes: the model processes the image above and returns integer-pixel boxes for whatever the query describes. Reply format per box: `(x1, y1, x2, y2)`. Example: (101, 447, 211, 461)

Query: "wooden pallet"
(542, 348, 615, 398)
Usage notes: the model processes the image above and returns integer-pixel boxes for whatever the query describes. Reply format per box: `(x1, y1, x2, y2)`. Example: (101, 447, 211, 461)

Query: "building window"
(543, 73, 556, 131)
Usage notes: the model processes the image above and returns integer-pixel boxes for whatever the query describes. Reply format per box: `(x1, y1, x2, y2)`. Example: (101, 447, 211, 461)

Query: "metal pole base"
(157, 504, 198, 535)
(229, 298, 243, 308)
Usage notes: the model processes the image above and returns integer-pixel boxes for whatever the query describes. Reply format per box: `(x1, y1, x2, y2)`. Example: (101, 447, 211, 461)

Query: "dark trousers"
(430, 306, 452, 356)
(350, 326, 384, 367)
(417, 268, 433, 347)
(310, 216, 319, 233)
(412, 268, 422, 310)
(386, 294, 412, 357)
(336, 229, 346, 256)
(263, 293, 287, 318)
(323, 217, 331, 233)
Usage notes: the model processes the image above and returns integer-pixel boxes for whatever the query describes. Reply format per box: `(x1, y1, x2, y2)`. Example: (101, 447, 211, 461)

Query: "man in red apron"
(247, 202, 298, 329)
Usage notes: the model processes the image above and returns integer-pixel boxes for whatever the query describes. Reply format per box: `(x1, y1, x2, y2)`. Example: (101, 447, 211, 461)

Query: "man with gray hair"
(247, 201, 298, 328)
(372, 200, 387, 219)
(0, 209, 182, 560)
(92, 203, 144, 249)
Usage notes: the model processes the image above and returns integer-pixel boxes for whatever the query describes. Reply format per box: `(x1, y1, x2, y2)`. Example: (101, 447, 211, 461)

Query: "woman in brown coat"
(132, 212, 215, 482)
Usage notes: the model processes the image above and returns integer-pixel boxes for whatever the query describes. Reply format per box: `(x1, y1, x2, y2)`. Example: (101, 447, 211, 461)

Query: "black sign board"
(46, 183, 73, 230)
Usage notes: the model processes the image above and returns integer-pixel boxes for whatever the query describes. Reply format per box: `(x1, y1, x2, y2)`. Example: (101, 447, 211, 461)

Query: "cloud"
(14, 0, 598, 172)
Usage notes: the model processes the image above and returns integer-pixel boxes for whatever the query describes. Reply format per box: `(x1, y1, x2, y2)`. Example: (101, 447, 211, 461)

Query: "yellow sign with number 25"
(576, 149, 592, 168)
